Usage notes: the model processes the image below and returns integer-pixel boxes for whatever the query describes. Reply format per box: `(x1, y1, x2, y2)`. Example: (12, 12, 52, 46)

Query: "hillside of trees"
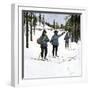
(65, 14, 81, 43)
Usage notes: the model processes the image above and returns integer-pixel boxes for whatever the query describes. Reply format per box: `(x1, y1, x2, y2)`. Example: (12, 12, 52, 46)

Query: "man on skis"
(37, 30, 49, 60)
(50, 30, 65, 57)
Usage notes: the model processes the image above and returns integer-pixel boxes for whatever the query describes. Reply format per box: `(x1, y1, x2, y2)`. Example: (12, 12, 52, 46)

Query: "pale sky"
(34, 12, 70, 25)
(44, 13, 70, 25)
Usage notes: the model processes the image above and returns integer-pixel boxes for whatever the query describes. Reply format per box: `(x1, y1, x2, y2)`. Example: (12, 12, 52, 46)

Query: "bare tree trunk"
(26, 12, 29, 48)
(34, 26, 35, 35)
(30, 12, 33, 41)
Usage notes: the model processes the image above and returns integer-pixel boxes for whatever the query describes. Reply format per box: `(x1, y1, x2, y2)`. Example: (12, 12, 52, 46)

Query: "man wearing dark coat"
(37, 30, 49, 60)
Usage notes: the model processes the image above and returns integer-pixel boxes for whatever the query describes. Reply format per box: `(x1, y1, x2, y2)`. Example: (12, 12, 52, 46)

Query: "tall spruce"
(53, 19, 56, 29)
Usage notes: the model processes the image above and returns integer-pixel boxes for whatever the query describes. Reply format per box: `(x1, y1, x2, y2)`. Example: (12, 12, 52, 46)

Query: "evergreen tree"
(33, 14, 37, 35)
(42, 15, 45, 29)
(53, 19, 56, 29)
(28, 12, 33, 41)
(30, 12, 33, 41)
(61, 24, 64, 30)
(39, 13, 41, 25)
(56, 22, 60, 29)
(65, 14, 80, 43)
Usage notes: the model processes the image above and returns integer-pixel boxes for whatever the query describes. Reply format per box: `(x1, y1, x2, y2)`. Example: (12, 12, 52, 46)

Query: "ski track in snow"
(24, 29, 81, 78)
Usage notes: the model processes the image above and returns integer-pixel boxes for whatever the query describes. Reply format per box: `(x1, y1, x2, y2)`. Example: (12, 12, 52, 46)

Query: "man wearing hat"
(50, 30, 65, 57)
(37, 30, 49, 60)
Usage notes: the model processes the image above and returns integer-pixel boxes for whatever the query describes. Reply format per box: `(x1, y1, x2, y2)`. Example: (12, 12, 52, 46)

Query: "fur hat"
(54, 30, 58, 34)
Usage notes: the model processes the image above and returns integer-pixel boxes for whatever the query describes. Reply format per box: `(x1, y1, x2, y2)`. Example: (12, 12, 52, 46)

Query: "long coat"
(37, 35, 49, 47)
(64, 32, 70, 42)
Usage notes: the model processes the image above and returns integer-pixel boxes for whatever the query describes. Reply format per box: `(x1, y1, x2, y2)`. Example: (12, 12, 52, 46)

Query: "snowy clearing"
(24, 29, 81, 79)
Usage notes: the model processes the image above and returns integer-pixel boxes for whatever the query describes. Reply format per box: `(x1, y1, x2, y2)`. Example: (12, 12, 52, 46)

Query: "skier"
(50, 30, 65, 57)
(37, 30, 49, 60)
(64, 31, 70, 48)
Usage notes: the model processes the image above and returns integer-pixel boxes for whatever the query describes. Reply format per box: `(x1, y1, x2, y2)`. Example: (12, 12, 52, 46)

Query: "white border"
(11, 4, 87, 87)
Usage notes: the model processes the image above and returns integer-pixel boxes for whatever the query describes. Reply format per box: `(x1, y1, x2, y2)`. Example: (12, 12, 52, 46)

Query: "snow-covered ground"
(24, 28, 82, 79)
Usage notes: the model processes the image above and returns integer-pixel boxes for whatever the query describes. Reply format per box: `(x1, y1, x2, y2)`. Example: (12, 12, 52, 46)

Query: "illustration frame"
(11, 4, 87, 87)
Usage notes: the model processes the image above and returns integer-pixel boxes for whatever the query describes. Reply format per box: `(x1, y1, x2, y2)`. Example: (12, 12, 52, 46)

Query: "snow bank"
(24, 29, 81, 79)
